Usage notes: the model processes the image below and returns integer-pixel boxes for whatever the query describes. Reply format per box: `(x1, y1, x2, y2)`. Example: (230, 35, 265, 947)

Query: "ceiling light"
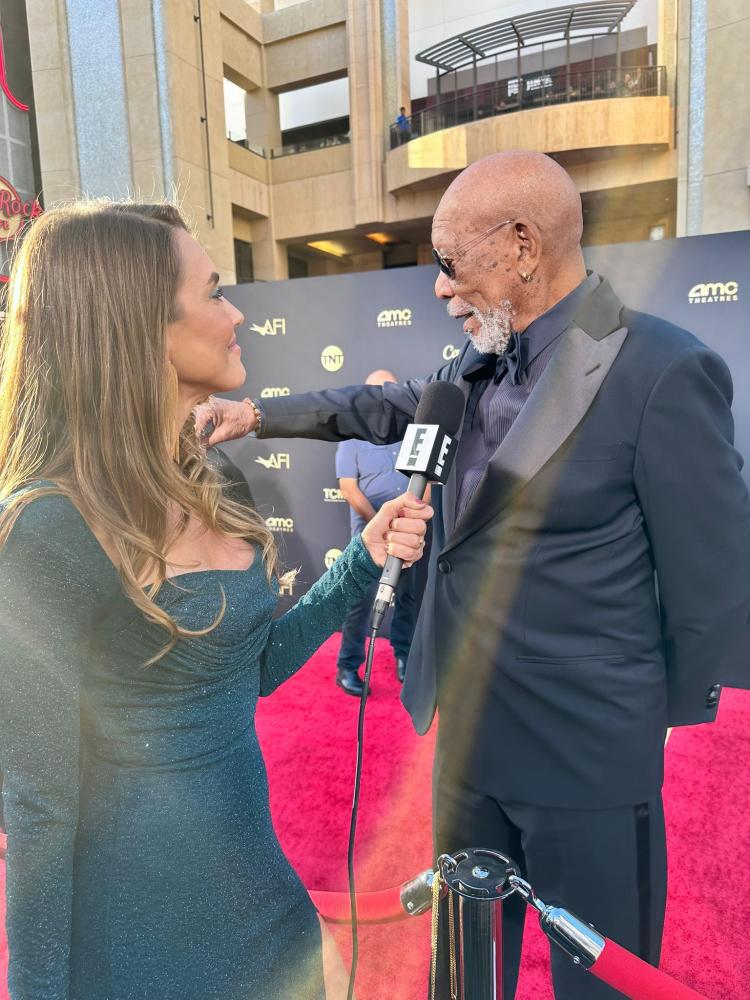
(365, 232, 396, 246)
(307, 240, 349, 258)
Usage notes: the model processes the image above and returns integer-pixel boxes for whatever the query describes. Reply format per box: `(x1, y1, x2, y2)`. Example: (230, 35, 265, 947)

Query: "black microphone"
(370, 380, 465, 631)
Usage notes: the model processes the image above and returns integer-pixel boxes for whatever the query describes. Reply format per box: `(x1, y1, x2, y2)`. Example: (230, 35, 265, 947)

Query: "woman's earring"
(521, 271, 533, 283)
(166, 363, 181, 463)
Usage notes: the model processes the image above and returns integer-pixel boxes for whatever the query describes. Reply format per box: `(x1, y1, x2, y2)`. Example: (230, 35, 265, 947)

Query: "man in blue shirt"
(335, 369, 418, 695)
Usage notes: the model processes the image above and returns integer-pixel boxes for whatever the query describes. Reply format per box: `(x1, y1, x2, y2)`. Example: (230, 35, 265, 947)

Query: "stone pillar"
(347, 0, 385, 227)
(245, 86, 281, 154)
(251, 216, 288, 281)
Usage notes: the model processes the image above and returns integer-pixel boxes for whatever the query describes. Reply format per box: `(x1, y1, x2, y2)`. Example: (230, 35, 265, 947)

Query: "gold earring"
(521, 271, 533, 283)
(166, 363, 181, 463)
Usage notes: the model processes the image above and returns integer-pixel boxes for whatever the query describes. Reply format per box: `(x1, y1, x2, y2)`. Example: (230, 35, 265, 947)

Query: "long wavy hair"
(0, 200, 281, 661)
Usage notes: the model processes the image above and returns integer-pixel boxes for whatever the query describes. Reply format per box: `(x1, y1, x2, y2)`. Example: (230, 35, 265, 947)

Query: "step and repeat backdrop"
(221, 231, 750, 608)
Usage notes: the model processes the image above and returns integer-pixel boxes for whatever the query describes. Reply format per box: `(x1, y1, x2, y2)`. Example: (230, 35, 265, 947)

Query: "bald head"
(439, 151, 583, 259)
(431, 150, 588, 348)
(365, 369, 397, 386)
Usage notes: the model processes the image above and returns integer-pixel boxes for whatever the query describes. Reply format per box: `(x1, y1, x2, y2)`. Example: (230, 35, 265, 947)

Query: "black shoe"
(396, 657, 407, 683)
(336, 667, 364, 697)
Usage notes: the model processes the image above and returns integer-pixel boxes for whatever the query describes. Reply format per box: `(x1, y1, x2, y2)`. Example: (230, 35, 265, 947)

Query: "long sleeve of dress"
(0, 496, 97, 1000)
(259, 533, 380, 695)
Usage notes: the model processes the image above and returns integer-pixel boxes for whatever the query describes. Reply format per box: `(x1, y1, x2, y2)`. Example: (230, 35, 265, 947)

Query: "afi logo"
(279, 581, 295, 597)
(255, 453, 290, 470)
(250, 318, 286, 336)
(442, 344, 460, 361)
(377, 308, 412, 328)
(260, 387, 291, 398)
(688, 281, 739, 304)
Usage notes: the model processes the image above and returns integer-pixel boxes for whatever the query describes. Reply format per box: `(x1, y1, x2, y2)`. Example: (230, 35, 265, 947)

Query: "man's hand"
(194, 397, 257, 447)
(361, 493, 433, 569)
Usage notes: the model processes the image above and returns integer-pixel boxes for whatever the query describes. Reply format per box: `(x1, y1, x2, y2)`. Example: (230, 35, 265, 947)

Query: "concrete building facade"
(11, 0, 750, 284)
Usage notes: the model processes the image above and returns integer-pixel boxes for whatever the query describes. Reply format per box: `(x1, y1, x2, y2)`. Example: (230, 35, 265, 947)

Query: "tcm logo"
(321, 346, 344, 372)
(377, 308, 412, 328)
(324, 548, 343, 568)
(279, 581, 295, 597)
(688, 281, 739, 304)
(255, 453, 290, 471)
(260, 387, 291, 398)
(265, 516, 294, 533)
(323, 487, 346, 503)
(250, 318, 286, 336)
(442, 344, 460, 361)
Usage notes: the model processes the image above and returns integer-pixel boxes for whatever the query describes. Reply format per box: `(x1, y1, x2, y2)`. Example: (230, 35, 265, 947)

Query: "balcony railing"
(390, 65, 666, 150)
(229, 136, 266, 158)
(269, 133, 350, 159)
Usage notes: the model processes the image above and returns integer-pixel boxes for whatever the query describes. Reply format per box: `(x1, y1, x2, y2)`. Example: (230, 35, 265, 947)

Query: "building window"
(234, 239, 254, 283)
(288, 254, 309, 279)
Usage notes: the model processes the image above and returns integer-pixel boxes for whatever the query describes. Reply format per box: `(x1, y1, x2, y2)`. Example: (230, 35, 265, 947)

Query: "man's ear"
(515, 221, 541, 277)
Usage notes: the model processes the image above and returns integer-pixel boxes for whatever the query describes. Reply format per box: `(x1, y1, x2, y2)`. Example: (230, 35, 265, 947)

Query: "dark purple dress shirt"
(455, 273, 599, 520)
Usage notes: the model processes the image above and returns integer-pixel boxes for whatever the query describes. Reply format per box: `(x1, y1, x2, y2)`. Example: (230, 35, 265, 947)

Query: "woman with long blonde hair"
(0, 202, 431, 1000)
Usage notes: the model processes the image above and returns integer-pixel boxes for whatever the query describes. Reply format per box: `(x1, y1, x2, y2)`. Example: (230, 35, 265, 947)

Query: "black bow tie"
(494, 330, 527, 385)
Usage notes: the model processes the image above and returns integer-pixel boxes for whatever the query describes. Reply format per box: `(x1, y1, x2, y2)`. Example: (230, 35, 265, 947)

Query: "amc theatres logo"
(255, 453, 290, 470)
(265, 516, 295, 533)
(442, 344, 460, 361)
(321, 346, 344, 372)
(250, 318, 286, 336)
(323, 487, 346, 503)
(377, 308, 412, 328)
(260, 387, 291, 398)
(324, 548, 343, 568)
(688, 281, 739, 304)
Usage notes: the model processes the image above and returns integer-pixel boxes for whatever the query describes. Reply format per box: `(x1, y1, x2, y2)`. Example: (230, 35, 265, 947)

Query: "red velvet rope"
(591, 938, 709, 1000)
(308, 885, 411, 924)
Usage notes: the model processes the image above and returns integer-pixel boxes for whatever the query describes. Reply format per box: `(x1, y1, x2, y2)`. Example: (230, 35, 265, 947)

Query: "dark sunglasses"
(432, 218, 515, 280)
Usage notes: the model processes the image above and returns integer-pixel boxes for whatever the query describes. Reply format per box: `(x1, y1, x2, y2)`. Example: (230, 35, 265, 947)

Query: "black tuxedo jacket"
(257, 277, 750, 807)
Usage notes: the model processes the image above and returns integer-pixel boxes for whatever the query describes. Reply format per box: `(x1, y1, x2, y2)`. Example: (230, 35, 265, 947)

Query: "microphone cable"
(346, 625, 378, 1000)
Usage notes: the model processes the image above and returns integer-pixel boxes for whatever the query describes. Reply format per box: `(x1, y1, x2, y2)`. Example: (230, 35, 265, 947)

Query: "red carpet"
(1, 635, 749, 998)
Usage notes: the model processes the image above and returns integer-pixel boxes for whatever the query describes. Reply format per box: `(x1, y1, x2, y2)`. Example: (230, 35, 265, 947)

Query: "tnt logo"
(377, 308, 412, 328)
(255, 453, 290, 470)
(265, 516, 294, 533)
(323, 488, 346, 503)
(442, 344, 460, 361)
(324, 548, 343, 568)
(321, 346, 344, 372)
(688, 281, 739, 304)
(260, 387, 291, 398)
(250, 318, 286, 336)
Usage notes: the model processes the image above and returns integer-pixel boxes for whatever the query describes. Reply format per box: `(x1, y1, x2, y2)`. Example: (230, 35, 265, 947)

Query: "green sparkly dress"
(0, 490, 380, 1000)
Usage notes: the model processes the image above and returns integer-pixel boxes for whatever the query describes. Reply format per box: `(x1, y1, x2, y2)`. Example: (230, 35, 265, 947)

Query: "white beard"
(449, 300, 515, 355)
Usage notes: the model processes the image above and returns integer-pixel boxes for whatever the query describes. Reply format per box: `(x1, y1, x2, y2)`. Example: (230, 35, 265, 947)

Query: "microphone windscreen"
(413, 381, 465, 437)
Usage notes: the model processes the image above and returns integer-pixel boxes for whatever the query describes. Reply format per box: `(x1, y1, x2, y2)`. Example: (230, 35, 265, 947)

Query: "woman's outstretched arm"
(0, 495, 98, 1000)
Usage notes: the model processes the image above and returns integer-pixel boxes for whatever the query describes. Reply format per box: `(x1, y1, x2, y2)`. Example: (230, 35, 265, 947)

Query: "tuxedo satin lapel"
(444, 323, 628, 553)
(441, 367, 474, 539)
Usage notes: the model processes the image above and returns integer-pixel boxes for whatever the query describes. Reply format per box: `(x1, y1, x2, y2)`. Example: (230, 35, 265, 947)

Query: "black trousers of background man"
(433, 776, 667, 1000)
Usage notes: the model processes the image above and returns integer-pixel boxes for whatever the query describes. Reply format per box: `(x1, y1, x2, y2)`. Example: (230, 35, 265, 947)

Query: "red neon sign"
(0, 27, 29, 112)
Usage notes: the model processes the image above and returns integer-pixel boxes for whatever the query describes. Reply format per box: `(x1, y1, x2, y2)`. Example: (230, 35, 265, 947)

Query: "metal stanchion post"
(435, 848, 520, 1000)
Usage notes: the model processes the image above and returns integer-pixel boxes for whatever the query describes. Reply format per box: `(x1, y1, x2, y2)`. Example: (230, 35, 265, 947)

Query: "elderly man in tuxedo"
(197, 151, 750, 999)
